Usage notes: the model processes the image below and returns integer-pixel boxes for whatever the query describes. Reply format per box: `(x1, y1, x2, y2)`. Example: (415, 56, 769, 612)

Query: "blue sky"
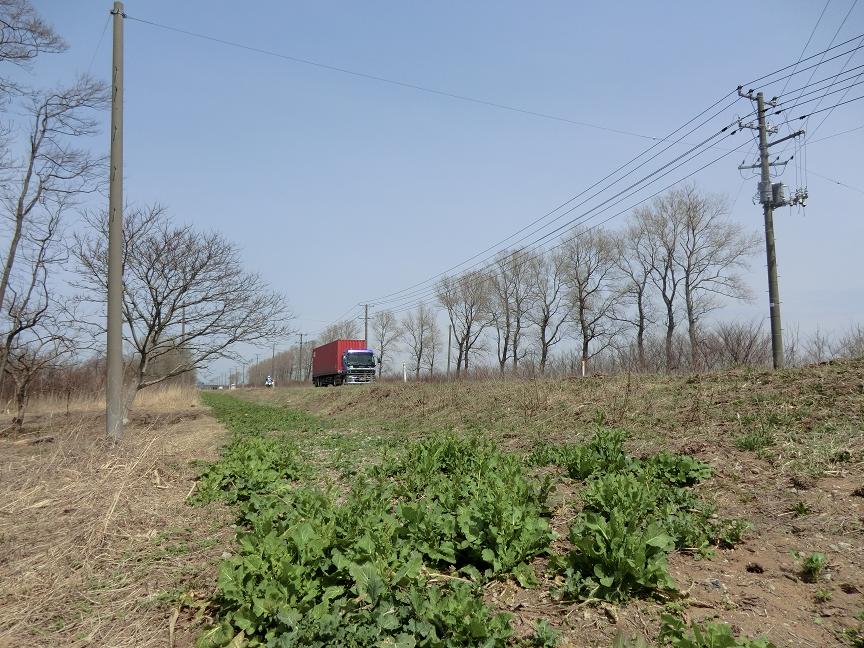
(24, 1, 864, 375)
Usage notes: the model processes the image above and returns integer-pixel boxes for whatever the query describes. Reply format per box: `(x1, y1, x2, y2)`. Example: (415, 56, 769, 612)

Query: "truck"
(311, 339, 377, 386)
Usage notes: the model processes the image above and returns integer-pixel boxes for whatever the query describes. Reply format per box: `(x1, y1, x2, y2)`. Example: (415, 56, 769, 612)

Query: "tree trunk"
(636, 298, 646, 372)
(665, 302, 675, 373)
(685, 290, 699, 371)
(12, 380, 28, 430)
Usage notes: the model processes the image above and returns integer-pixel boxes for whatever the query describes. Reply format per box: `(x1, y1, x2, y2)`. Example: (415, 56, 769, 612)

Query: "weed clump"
(535, 427, 744, 603)
(658, 614, 777, 647)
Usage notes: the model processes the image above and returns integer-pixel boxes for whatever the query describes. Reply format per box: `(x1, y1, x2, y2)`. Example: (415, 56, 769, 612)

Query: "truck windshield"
(345, 352, 375, 367)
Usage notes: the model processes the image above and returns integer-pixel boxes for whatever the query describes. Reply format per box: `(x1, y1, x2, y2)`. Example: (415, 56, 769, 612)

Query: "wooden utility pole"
(106, 2, 125, 441)
(737, 88, 805, 370)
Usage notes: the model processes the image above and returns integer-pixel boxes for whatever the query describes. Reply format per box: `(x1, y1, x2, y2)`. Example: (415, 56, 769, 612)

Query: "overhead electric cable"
(123, 13, 659, 140)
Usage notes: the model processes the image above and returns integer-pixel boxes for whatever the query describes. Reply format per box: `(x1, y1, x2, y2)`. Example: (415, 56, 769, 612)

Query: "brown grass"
(20, 384, 202, 418)
(0, 395, 230, 648)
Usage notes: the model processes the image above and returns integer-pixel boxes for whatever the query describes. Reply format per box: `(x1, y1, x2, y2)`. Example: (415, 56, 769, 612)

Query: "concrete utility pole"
(737, 88, 805, 370)
(364, 304, 369, 346)
(297, 333, 305, 381)
(270, 342, 275, 382)
(106, 2, 125, 441)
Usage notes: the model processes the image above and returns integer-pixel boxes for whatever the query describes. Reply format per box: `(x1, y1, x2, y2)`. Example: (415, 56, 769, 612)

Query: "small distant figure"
(265, 375, 274, 388)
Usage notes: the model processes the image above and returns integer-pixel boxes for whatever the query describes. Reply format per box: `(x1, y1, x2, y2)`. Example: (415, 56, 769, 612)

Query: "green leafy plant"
(554, 511, 675, 603)
(192, 434, 305, 505)
(659, 614, 777, 647)
(195, 398, 553, 647)
(791, 500, 811, 516)
(795, 551, 827, 583)
(521, 619, 560, 647)
(813, 588, 832, 603)
(382, 434, 554, 577)
(529, 426, 631, 479)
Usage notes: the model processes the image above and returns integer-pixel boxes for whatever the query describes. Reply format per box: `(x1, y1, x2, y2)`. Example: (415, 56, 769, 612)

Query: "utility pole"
(270, 343, 275, 383)
(446, 325, 452, 377)
(737, 87, 805, 370)
(106, 2, 125, 442)
(364, 304, 369, 346)
(297, 333, 305, 382)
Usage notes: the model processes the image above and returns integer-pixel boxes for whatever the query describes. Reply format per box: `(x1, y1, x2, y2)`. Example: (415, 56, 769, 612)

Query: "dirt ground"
(0, 405, 231, 648)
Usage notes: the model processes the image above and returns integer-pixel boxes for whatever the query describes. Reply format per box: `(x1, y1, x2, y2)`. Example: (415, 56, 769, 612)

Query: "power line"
(366, 94, 746, 306)
(777, 0, 833, 99)
(808, 122, 864, 142)
(373, 79, 861, 315)
(378, 128, 748, 312)
(808, 169, 864, 194)
(369, 78, 856, 310)
(385, 138, 753, 318)
(363, 37, 864, 309)
(123, 13, 660, 140)
(86, 12, 112, 75)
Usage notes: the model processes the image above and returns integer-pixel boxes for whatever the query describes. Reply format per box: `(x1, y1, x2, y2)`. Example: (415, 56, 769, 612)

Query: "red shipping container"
(311, 339, 367, 379)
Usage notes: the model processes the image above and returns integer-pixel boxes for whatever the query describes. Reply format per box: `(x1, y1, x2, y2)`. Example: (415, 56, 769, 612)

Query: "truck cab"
(342, 349, 376, 384)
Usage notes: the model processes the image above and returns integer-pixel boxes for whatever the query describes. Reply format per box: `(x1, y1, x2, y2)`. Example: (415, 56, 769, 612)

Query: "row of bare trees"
(421, 185, 761, 376)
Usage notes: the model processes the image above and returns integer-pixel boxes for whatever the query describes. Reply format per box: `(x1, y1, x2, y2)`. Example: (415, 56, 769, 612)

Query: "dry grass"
(0, 396, 230, 648)
(21, 384, 201, 418)
(250, 359, 864, 476)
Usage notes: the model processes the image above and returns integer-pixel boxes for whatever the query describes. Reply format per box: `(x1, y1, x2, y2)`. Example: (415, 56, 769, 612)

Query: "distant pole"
(270, 343, 275, 383)
(364, 304, 369, 346)
(446, 325, 452, 377)
(297, 333, 305, 382)
(402, 362, 407, 383)
(106, 1, 125, 442)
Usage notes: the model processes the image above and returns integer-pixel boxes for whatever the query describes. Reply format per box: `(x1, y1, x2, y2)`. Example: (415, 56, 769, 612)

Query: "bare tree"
(0, 0, 67, 99)
(423, 316, 442, 376)
(673, 185, 760, 369)
(834, 324, 864, 360)
(0, 203, 77, 428)
(804, 326, 833, 364)
(4, 319, 75, 429)
(525, 249, 570, 374)
(435, 270, 491, 374)
(487, 249, 532, 374)
(401, 303, 435, 379)
(703, 320, 770, 369)
(0, 77, 107, 382)
(319, 318, 361, 344)
(639, 195, 684, 372)
(371, 309, 400, 376)
(563, 228, 623, 376)
(615, 217, 655, 371)
(74, 206, 293, 420)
